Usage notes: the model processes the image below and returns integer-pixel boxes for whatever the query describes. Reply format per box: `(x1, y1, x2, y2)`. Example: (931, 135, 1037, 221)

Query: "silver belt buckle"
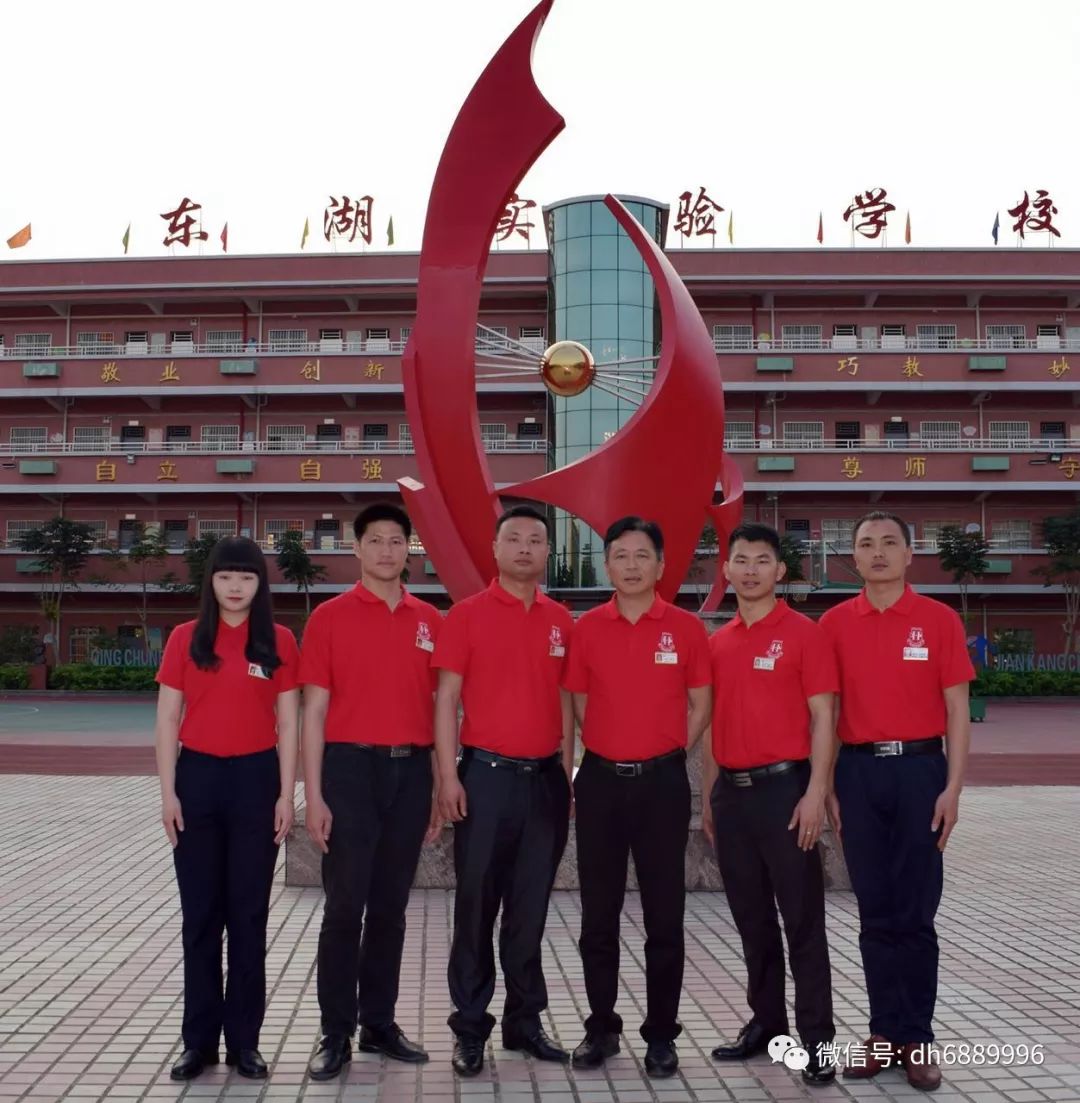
(874, 741, 903, 757)
(615, 762, 638, 777)
(390, 745, 412, 758)
(732, 771, 753, 788)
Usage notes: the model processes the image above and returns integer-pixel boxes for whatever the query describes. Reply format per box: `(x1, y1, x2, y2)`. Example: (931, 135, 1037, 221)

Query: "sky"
(2, 0, 1079, 260)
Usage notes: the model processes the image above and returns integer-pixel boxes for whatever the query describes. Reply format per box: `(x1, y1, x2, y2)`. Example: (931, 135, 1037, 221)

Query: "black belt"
(585, 748, 686, 778)
(461, 747, 560, 775)
(720, 759, 805, 788)
(348, 742, 431, 758)
(842, 736, 943, 757)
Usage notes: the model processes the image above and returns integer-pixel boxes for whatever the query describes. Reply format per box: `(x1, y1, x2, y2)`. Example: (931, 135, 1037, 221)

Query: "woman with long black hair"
(154, 536, 300, 1081)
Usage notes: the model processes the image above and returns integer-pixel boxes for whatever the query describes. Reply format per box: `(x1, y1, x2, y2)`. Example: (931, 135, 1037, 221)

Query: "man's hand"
(438, 775, 468, 823)
(825, 790, 842, 840)
(424, 790, 444, 843)
(701, 802, 715, 849)
(788, 787, 826, 851)
(931, 787, 960, 851)
(273, 796, 295, 845)
(305, 796, 333, 854)
(161, 793, 184, 847)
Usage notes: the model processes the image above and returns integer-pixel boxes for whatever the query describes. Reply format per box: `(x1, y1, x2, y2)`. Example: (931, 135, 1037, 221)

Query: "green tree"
(275, 530, 326, 615)
(101, 523, 175, 642)
(779, 533, 808, 595)
(16, 517, 96, 657)
(0, 624, 39, 664)
(179, 532, 221, 595)
(1034, 508, 1080, 654)
(936, 525, 990, 626)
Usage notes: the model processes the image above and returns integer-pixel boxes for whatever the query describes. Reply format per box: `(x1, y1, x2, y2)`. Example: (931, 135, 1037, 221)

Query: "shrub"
(46, 664, 158, 691)
(971, 669, 1080, 697)
(0, 664, 31, 690)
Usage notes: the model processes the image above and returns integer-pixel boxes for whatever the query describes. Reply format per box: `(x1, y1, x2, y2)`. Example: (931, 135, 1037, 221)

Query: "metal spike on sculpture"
(398, 0, 742, 609)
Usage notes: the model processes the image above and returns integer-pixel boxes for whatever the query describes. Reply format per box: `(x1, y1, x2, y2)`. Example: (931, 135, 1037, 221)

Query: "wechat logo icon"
(769, 1033, 810, 1072)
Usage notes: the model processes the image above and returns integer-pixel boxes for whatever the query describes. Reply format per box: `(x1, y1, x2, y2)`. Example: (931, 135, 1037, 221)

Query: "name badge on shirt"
(248, 662, 271, 680)
(549, 645, 566, 658)
(753, 656, 776, 671)
(416, 636, 435, 652)
(654, 651, 678, 664)
(903, 647, 929, 661)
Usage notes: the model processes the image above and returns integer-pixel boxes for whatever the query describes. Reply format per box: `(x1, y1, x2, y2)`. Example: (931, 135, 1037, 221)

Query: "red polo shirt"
(820, 586, 974, 744)
(709, 600, 838, 769)
(298, 582, 442, 745)
(156, 618, 299, 756)
(563, 595, 710, 760)
(433, 579, 573, 758)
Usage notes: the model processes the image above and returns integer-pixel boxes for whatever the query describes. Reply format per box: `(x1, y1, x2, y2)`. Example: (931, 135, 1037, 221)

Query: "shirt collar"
(731, 598, 790, 631)
(352, 580, 418, 609)
(487, 578, 551, 607)
(855, 584, 916, 617)
(602, 593, 667, 622)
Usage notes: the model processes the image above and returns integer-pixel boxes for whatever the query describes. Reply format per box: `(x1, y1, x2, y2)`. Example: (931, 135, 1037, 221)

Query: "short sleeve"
(432, 604, 469, 675)
(561, 618, 589, 693)
(155, 624, 188, 691)
(800, 622, 839, 699)
(297, 606, 333, 689)
(939, 607, 976, 689)
(685, 617, 711, 688)
(275, 626, 301, 693)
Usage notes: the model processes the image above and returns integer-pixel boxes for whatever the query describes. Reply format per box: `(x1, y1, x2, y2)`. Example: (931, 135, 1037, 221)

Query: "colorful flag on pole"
(992, 212, 1000, 245)
(220, 223, 229, 253)
(386, 216, 394, 247)
(905, 211, 912, 244)
(816, 212, 823, 245)
(6, 224, 31, 249)
(727, 210, 734, 245)
(122, 223, 131, 255)
(301, 217, 310, 250)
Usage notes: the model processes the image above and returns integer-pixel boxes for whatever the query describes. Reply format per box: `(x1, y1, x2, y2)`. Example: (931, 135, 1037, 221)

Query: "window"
(76, 331, 115, 355)
(986, 324, 1026, 349)
(988, 420, 1031, 445)
(264, 519, 304, 548)
(268, 328, 308, 352)
(205, 329, 243, 353)
(992, 520, 1033, 548)
(1037, 324, 1061, 350)
(780, 325, 822, 350)
(821, 519, 855, 552)
(781, 421, 825, 447)
(918, 420, 961, 446)
(315, 518, 341, 550)
(315, 424, 342, 445)
(476, 324, 509, 353)
(169, 331, 193, 353)
(516, 421, 543, 439)
(165, 425, 192, 448)
(9, 427, 48, 450)
(1040, 421, 1066, 443)
(713, 324, 753, 350)
(73, 425, 109, 451)
(922, 520, 963, 550)
(836, 420, 861, 444)
(266, 425, 305, 450)
(520, 326, 545, 352)
(119, 425, 146, 444)
(916, 324, 957, 349)
(70, 626, 104, 663)
(832, 324, 858, 351)
(366, 328, 390, 353)
(319, 329, 343, 352)
(15, 333, 52, 355)
(884, 420, 910, 443)
(5, 519, 39, 546)
(197, 519, 238, 539)
(163, 520, 189, 548)
(881, 324, 906, 350)
(125, 331, 149, 354)
(724, 420, 754, 446)
(480, 423, 507, 449)
(319, 329, 343, 341)
(363, 423, 389, 439)
(399, 423, 414, 451)
(118, 519, 139, 550)
(400, 326, 412, 345)
(408, 533, 425, 555)
(785, 519, 811, 550)
(200, 425, 241, 446)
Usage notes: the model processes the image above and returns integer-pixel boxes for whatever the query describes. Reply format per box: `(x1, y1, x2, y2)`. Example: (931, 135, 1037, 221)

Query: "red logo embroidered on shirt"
(767, 639, 784, 659)
(417, 621, 432, 642)
(907, 627, 926, 648)
(549, 625, 564, 648)
(659, 632, 675, 653)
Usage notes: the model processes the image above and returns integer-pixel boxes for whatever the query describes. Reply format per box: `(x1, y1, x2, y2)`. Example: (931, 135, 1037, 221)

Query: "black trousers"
(447, 752, 570, 1040)
(317, 743, 432, 1038)
(574, 750, 690, 1043)
(173, 747, 279, 1052)
(710, 760, 834, 1048)
(834, 746, 947, 1045)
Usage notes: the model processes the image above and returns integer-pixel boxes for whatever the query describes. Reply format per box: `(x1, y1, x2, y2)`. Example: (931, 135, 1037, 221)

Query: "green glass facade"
(544, 196, 667, 585)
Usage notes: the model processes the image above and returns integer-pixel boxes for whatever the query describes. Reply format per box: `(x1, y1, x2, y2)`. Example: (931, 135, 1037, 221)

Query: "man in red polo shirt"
(433, 504, 574, 1078)
(300, 503, 442, 1080)
(820, 511, 973, 1094)
(563, 517, 711, 1080)
(702, 522, 837, 1087)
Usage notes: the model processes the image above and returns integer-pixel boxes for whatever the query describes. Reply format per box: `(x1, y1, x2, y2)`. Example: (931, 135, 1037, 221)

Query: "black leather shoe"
(307, 1035, 351, 1081)
(711, 1021, 772, 1061)
(358, 1023, 429, 1064)
(502, 1027, 569, 1063)
(802, 1049, 837, 1086)
(571, 1031, 620, 1068)
(452, 1035, 485, 1076)
(226, 1049, 268, 1079)
(645, 1040, 678, 1078)
(170, 1048, 219, 1081)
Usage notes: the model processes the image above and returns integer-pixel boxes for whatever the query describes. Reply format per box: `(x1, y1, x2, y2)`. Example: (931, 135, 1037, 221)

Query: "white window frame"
(918, 420, 961, 447)
(916, 324, 957, 349)
(266, 424, 306, 450)
(481, 422, 508, 450)
(15, 333, 52, 355)
(264, 519, 305, 548)
(398, 423, 414, 452)
(200, 425, 241, 447)
(781, 420, 825, 448)
(76, 331, 115, 355)
(985, 324, 1026, 350)
(73, 427, 112, 453)
(197, 519, 239, 539)
(724, 420, 755, 446)
(922, 520, 963, 550)
(5, 519, 39, 546)
(476, 325, 510, 353)
(9, 426, 49, 451)
(70, 625, 104, 663)
(780, 324, 822, 350)
(992, 519, 1033, 549)
(267, 328, 308, 352)
(881, 324, 906, 350)
(988, 420, 1031, 446)
(821, 519, 855, 552)
(205, 329, 243, 353)
(713, 324, 753, 350)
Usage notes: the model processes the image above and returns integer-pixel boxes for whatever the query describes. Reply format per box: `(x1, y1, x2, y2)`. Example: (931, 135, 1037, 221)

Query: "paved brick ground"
(1, 777, 1078, 1102)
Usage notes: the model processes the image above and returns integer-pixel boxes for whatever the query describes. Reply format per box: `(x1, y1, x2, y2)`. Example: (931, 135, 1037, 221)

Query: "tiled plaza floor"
(1, 777, 1078, 1102)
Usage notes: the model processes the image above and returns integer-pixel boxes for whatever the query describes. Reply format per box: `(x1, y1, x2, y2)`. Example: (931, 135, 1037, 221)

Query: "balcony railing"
(713, 336, 1079, 353)
(0, 438, 549, 457)
(724, 436, 1078, 453)
(795, 536, 1045, 556)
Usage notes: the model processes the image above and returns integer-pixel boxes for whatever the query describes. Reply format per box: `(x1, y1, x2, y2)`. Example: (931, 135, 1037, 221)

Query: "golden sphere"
(540, 340, 595, 398)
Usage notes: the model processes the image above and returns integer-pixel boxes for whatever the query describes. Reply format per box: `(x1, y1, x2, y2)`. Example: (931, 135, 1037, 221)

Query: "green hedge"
(972, 669, 1080, 696)
(47, 664, 159, 691)
(0, 664, 31, 690)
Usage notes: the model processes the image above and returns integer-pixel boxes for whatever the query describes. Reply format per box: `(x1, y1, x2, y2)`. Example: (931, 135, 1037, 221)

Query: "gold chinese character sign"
(904, 456, 927, 479)
(160, 362, 180, 383)
(157, 460, 179, 482)
(362, 458, 383, 480)
(299, 459, 322, 481)
(96, 461, 117, 482)
(101, 362, 120, 383)
(842, 458, 863, 480)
